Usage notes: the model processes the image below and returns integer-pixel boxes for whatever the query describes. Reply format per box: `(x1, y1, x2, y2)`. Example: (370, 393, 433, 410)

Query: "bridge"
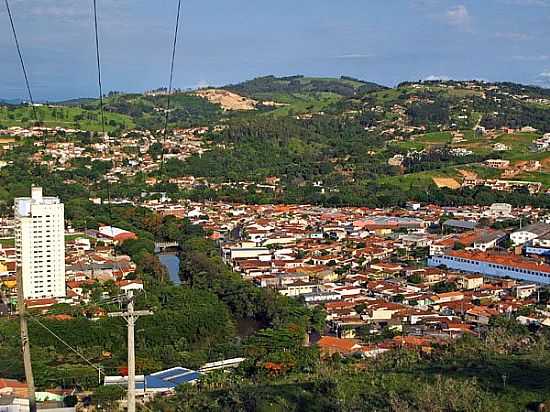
(154, 241, 179, 253)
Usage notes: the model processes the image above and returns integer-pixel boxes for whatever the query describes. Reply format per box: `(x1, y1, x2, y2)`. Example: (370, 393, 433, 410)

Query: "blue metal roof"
(146, 367, 201, 389)
(169, 371, 201, 385)
(105, 367, 201, 391)
(144, 375, 171, 389)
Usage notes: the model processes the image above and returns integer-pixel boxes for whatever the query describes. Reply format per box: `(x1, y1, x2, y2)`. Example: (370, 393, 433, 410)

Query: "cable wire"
(160, 0, 183, 177)
(31, 317, 101, 374)
(92, 0, 106, 138)
(91, 0, 115, 247)
(31, 316, 155, 412)
(4, 0, 39, 124)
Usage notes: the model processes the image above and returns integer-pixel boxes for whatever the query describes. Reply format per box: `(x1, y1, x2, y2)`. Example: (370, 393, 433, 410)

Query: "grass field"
(259, 92, 342, 116)
(393, 140, 425, 151)
(492, 132, 542, 161)
(416, 131, 452, 145)
(369, 88, 412, 105)
(375, 166, 460, 190)
(461, 165, 501, 179)
(424, 85, 483, 98)
(0, 105, 134, 132)
(515, 171, 550, 187)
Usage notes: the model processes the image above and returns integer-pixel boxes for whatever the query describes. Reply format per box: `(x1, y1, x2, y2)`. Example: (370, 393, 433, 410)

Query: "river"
(158, 253, 181, 285)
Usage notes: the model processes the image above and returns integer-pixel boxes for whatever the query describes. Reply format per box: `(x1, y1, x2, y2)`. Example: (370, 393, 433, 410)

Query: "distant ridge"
(224, 75, 387, 99)
(0, 98, 23, 105)
(54, 97, 97, 106)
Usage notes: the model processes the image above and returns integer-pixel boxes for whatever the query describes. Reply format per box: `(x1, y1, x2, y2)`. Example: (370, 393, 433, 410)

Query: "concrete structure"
(15, 187, 65, 299)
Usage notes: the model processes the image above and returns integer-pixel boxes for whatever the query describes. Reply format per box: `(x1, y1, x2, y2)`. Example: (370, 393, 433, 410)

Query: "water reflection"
(158, 253, 180, 285)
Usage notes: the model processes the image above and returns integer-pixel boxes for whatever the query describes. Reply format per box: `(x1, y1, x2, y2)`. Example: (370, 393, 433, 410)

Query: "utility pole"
(109, 290, 152, 412)
(16, 266, 37, 412)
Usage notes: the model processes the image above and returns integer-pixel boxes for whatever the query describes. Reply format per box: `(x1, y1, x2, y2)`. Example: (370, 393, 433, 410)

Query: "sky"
(1, 0, 550, 100)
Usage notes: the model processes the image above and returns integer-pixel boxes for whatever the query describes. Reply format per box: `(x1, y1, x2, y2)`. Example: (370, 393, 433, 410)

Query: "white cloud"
(495, 32, 531, 40)
(335, 53, 373, 59)
(540, 71, 550, 78)
(499, 0, 550, 6)
(445, 5, 471, 29)
(512, 55, 550, 61)
(424, 75, 451, 81)
(196, 80, 210, 89)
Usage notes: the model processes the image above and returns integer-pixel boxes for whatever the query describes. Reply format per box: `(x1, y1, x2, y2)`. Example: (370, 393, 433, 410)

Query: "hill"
(222, 75, 386, 116)
(224, 75, 385, 98)
(0, 98, 23, 105)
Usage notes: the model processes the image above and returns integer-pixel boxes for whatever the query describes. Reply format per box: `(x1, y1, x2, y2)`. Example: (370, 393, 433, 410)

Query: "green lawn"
(463, 165, 501, 179)
(393, 140, 425, 151)
(260, 92, 342, 116)
(376, 167, 460, 190)
(416, 131, 452, 145)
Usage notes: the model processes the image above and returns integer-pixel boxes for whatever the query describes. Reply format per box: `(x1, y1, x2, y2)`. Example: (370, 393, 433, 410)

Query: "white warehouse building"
(15, 187, 66, 299)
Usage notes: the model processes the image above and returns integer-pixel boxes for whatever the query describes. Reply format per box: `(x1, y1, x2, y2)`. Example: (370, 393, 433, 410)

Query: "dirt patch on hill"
(541, 156, 550, 172)
(433, 177, 461, 190)
(457, 169, 478, 179)
(195, 89, 258, 111)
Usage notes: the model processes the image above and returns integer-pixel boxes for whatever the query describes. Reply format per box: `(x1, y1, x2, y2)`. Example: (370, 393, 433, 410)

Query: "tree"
(93, 385, 124, 410)
(433, 281, 457, 293)
(394, 294, 405, 303)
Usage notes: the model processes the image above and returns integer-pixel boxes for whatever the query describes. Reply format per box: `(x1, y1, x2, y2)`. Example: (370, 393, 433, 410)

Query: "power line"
(31, 317, 101, 376)
(92, 0, 106, 137)
(91, 0, 116, 248)
(160, 0, 183, 177)
(32, 314, 155, 412)
(4, 0, 39, 124)
(108, 291, 153, 412)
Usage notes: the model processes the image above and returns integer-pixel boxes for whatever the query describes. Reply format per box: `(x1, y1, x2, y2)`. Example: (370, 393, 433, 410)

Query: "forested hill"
(2, 77, 550, 209)
(224, 75, 386, 98)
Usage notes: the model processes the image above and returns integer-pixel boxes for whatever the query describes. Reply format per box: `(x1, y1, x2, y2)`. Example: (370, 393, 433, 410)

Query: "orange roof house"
(317, 336, 362, 356)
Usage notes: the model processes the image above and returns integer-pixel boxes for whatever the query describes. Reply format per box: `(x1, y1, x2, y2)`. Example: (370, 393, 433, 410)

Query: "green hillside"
(0, 104, 133, 133)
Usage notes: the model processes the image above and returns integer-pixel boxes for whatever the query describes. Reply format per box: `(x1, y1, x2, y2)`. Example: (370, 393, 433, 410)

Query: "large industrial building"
(428, 250, 550, 285)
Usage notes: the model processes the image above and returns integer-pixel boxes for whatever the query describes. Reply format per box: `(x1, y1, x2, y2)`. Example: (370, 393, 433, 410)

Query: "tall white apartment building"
(15, 187, 66, 299)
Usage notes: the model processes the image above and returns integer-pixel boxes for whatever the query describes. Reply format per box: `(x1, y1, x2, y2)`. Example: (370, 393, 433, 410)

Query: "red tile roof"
(449, 250, 550, 274)
(317, 336, 361, 352)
